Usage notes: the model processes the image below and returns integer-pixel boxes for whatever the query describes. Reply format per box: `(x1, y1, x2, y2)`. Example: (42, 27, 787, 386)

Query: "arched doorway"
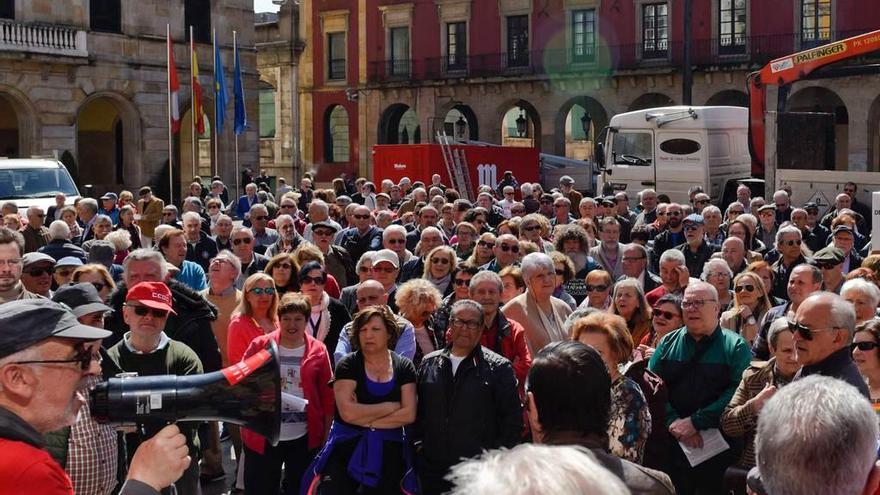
(324, 104, 351, 163)
(76, 97, 124, 189)
(786, 86, 849, 171)
(443, 104, 479, 141)
(706, 90, 748, 107)
(501, 100, 541, 150)
(378, 103, 420, 144)
(628, 93, 675, 111)
(556, 96, 608, 159)
(178, 102, 215, 187)
(0, 96, 18, 157)
(0, 87, 38, 159)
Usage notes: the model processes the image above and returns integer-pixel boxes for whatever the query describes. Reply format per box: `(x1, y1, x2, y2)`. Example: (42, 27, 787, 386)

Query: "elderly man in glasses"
(106, 281, 205, 495)
(648, 281, 751, 495)
(790, 291, 869, 398)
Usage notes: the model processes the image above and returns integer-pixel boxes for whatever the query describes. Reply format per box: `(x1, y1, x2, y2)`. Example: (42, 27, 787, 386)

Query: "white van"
(595, 106, 752, 205)
(0, 158, 81, 214)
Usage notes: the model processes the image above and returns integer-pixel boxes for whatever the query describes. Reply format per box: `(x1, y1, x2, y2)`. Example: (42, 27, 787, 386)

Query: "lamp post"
(515, 109, 528, 138)
(580, 111, 592, 141)
(454, 115, 468, 140)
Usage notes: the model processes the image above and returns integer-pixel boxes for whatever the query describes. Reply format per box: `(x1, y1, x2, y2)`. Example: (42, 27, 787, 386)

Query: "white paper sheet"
(678, 428, 730, 467)
(281, 392, 309, 412)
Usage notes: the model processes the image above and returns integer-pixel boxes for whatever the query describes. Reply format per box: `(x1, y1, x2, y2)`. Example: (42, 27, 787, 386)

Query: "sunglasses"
(126, 304, 170, 319)
(454, 278, 471, 286)
(787, 319, 837, 341)
(354, 214, 371, 220)
(734, 284, 756, 293)
(14, 349, 103, 371)
(25, 267, 54, 277)
(478, 240, 495, 249)
(695, 199, 710, 205)
(233, 238, 252, 245)
(667, 211, 682, 217)
(852, 341, 879, 352)
(499, 243, 520, 253)
(300, 275, 326, 285)
(373, 265, 397, 273)
(729, 210, 744, 215)
(683, 224, 702, 232)
(208, 205, 220, 210)
(431, 257, 450, 265)
(386, 238, 406, 244)
(652, 309, 680, 320)
(254, 216, 269, 221)
(90, 282, 106, 293)
(585, 284, 609, 292)
(275, 263, 292, 270)
(781, 239, 802, 247)
(314, 229, 336, 237)
(555, 269, 565, 276)
(249, 287, 277, 295)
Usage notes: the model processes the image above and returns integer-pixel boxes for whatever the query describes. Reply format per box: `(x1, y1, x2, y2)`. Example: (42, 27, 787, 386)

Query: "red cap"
(125, 281, 176, 314)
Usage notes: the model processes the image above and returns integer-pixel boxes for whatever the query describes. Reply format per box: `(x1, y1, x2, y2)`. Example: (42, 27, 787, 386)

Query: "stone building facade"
(294, 0, 880, 184)
(0, 0, 260, 201)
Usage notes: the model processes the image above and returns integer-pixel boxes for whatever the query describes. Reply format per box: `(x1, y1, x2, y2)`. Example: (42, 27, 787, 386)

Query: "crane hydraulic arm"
(747, 29, 880, 176)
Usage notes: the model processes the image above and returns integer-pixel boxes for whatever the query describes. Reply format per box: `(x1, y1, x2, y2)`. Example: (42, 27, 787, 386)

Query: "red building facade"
(296, 0, 880, 182)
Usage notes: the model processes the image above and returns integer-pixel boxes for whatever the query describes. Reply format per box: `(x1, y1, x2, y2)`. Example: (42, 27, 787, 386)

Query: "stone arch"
(868, 94, 880, 173)
(438, 103, 479, 141)
(324, 104, 351, 163)
(378, 103, 420, 144)
(499, 98, 542, 151)
(628, 93, 675, 111)
(74, 91, 143, 191)
(786, 86, 848, 171)
(0, 84, 39, 158)
(705, 89, 748, 107)
(554, 96, 609, 158)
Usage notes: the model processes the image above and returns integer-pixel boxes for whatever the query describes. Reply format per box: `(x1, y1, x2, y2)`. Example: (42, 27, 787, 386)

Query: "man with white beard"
(554, 225, 599, 306)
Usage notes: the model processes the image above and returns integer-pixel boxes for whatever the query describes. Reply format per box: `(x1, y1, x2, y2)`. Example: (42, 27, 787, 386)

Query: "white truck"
(595, 106, 753, 205)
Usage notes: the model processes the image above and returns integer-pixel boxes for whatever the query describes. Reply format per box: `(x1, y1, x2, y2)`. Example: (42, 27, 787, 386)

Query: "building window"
(90, 0, 122, 34)
(719, 0, 746, 54)
(0, 1, 14, 19)
(506, 15, 529, 68)
(325, 105, 350, 163)
(389, 27, 410, 76)
(446, 22, 467, 71)
(571, 9, 596, 63)
(642, 3, 668, 59)
(327, 32, 346, 81)
(185, 0, 211, 44)
(801, 0, 831, 47)
(259, 83, 275, 138)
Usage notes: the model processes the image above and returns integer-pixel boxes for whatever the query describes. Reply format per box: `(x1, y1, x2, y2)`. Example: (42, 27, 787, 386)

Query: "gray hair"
(686, 280, 719, 301)
(563, 306, 603, 335)
(767, 316, 793, 350)
(274, 214, 293, 226)
(163, 204, 179, 215)
(26, 205, 44, 217)
(47, 220, 70, 241)
(356, 251, 378, 271)
(447, 443, 629, 495)
(93, 214, 112, 226)
(803, 292, 857, 342)
(638, 188, 656, 200)
(469, 270, 504, 294)
(725, 201, 745, 216)
(181, 211, 201, 224)
(756, 375, 878, 495)
(775, 225, 802, 248)
(383, 224, 406, 240)
(841, 278, 880, 310)
(122, 248, 168, 283)
(214, 249, 241, 274)
(78, 198, 98, 214)
(701, 258, 733, 281)
(451, 299, 485, 326)
(658, 249, 685, 266)
(310, 199, 329, 215)
(579, 197, 597, 208)
(702, 205, 721, 217)
(104, 229, 131, 252)
(250, 203, 268, 215)
(520, 252, 554, 283)
(231, 225, 254, 239)
(184, 196, 203, 209)
(520, 183, 533, 195)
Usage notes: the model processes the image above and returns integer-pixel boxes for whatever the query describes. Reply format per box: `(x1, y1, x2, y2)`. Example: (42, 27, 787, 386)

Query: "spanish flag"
(191, 32, 205, 135)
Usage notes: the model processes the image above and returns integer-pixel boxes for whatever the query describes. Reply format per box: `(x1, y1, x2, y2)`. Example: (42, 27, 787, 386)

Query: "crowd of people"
(1, 171, 880, 495)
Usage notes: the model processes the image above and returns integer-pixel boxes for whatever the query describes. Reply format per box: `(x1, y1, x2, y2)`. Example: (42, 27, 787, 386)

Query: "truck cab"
(596, 106, 751, 205)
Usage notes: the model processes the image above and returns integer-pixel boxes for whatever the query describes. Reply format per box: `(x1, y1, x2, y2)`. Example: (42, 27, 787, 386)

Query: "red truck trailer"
(372, 144, 540, 195)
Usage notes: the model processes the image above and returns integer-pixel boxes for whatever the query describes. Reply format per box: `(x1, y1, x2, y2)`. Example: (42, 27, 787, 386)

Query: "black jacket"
(619, 271, 662, 294)
(412, 345, 523, 471)
(315, 297, 352, 360)
(676, 240, 718, 278)
(37, 238, 87, 263)
(650, 229, 686, 274)
(797, 346, 870, 398)
(399, 257, 425, 284)
(186, 231, 219, 272)
(105, 279, 222, 372)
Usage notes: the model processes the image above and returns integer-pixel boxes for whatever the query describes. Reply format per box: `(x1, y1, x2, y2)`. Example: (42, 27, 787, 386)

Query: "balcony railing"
(366, 30, 876, 84)
(0, 19, 88, 58)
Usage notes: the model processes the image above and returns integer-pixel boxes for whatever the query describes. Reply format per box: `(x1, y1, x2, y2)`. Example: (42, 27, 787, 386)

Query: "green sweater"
(106, 338, 204, 457)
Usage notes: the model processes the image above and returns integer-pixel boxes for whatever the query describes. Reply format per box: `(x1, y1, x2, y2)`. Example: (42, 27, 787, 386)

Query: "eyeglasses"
(652, 309, 680, 320)
(852, 341, 879, 352)
(523, 225, 540, 232)
(358, 266, 372, 273)
(554, 269, 565, 276)
(499, 243, 520, 253)
(729, 210, 744, 215)
(431, 257, 450, 265)
(386, 238, 405, 245)
(450, 317, 481, 330)
(585, 284, 609, 292)
(695, 199, 710, 205)
(281, 204, 295, 209)
(275, 263, 292, 270)
(248, 287, 277, 295)
(681, 299, 714, 310)
(233, 237, 252, 245)
(787, 319, 839, 341)
(14, 350, 103, 372)
(734, 284, 756, 293)
(300, 275, 326, 285)
(125, 303, 170, 319)
(354, 214, 371, 220)
(207, 205, 220, 210)
(314, 229, 335, 237)
(477, 240, 495, 249)
(667, 211, 682, 217)
(454, 278, 471, 287)
(25, 267, 54, 277)
(781, 239, 802, 247)
(373, 265, 397, 274)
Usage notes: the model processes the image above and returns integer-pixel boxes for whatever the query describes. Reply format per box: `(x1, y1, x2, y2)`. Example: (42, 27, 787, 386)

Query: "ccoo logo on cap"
(125, 281, 177, 314)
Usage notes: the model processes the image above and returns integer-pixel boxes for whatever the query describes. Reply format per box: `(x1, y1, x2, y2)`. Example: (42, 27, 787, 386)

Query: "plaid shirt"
(67, 375, 118, 495)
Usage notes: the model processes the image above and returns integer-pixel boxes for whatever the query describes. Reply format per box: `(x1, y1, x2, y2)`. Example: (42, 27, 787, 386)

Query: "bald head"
(356, 280, 389, 311)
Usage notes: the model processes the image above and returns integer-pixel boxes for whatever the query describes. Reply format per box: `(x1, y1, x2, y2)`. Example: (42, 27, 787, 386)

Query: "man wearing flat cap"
(105, 281, 204, 495)
(0, 299, 191, 495)
(812, 245, 847, 294)
(21, 252, 56, 298)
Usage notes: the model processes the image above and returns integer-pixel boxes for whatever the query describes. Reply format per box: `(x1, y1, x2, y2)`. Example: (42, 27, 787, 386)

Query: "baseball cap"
(560, 175, 574, 186)
(373, 249, 400, 269)
(811, 245, 846, 265)
(0, 299, 111, 359)
(52, 283, 113, 318)
(125, 281, 176, 314)
(56, 256, 84, 268)
(22, 252, 56, 270)
(683, 213, 705, 225)
(100, 192, 118, 201)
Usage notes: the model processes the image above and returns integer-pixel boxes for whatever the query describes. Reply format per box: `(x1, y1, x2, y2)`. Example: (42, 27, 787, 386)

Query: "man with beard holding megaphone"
(0, 298, 190, 495)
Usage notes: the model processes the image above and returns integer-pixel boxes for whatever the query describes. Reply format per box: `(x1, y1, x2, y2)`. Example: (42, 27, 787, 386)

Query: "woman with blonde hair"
(227, 272, 279, 365)
(422, 245, 457, 297)
(720, 271, 773, 344)
(395, 278, 444, 365)
(609, 278, 653, 346)
(519, 213, 552, 253)
(71, 263, 115, 302)
(467, 232, 496, 267)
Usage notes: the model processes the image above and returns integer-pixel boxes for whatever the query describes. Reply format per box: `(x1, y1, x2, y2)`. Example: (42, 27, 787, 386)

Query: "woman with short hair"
(609, 278, 653, 346)
(578, 269, 613, 311)
(265, 253, 297, 295)
(297, 261, 351, 358)
(395, 278, 444, 366)
(853, 319, 880, 403)
(498, 265, 525, 305)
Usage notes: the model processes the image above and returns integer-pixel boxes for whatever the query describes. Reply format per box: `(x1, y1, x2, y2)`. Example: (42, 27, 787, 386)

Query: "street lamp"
(454, 115, 467, 140)
(515, 109, 528, 138)
(400, 127, 409, 144)
(580, 111, 592, 141)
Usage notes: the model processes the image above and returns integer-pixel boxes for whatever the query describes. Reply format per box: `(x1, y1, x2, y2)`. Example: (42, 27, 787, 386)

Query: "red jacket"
(240, 331, 335, 452)
(227, 314, 278, 366)
(0, 438, 73, 494)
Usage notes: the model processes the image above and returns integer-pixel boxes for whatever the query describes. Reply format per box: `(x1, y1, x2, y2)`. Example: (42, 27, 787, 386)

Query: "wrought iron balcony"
(0, 19, 88, 58)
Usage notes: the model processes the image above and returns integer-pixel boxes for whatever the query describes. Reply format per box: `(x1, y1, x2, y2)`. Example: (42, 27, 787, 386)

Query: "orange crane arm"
(747, 29, 880, 176)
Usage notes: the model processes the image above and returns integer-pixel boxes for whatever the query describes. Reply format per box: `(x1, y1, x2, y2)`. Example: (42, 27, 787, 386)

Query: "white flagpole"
(233, 30, 240, 198)
(212, 28, 219, 179)
(166, 23, 174, 205)
(190, 25, 197, 185)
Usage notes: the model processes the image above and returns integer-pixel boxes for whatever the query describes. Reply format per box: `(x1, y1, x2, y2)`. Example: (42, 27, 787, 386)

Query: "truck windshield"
(0, 167, 79, 199)
(611, 132, 653, 166)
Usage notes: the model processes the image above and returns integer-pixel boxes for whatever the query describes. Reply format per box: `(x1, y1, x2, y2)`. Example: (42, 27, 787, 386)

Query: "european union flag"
(214, 41, 228, 132)
(233, 37, 247, 136)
